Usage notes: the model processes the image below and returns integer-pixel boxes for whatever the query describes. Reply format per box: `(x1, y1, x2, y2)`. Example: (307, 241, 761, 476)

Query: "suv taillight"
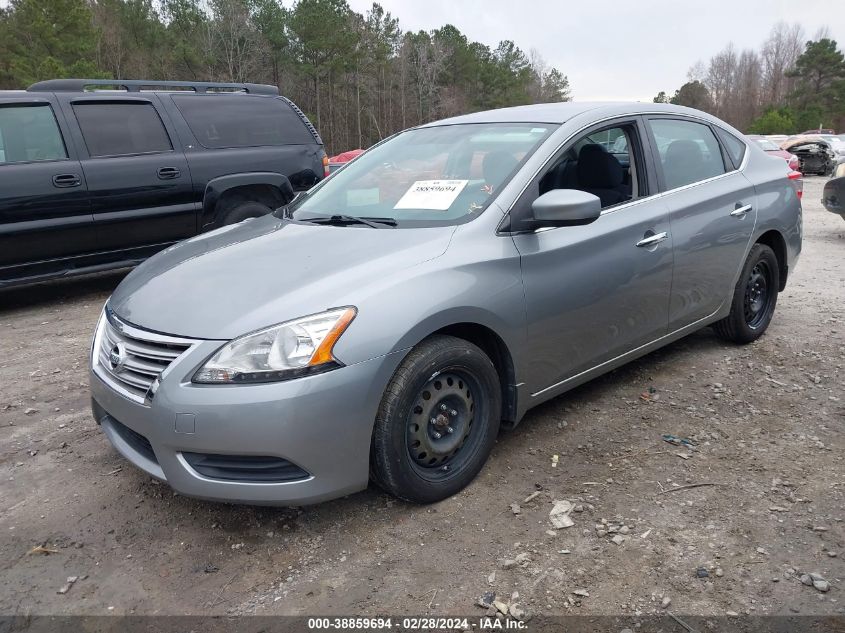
(322, 153, 330, 178)
(787, 170, 802, 199)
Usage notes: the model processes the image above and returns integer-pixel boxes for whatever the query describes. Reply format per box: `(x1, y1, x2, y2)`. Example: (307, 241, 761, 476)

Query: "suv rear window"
(173, 95, 314, 148)
(73, 102, 173, 157)
(0, 104, 67, 163)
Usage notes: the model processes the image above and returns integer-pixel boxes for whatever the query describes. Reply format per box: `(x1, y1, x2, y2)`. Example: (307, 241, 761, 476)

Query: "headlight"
(193, 307, 356, 384)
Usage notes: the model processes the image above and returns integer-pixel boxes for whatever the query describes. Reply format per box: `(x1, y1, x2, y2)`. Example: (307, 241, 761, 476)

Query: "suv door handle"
(157, 167, 180, 180)
(52, 173, 81, 188)
(636, 231, 668, 248)
(730, 203, 752, 217)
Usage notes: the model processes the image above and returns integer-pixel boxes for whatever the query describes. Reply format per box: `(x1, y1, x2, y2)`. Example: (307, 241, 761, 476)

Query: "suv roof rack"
(26, 79, 279, 96)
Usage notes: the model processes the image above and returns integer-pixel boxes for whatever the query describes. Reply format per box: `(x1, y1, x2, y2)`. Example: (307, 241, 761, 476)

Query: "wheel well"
(215, 185, 285, 220)
(432, 323, 517, 426)
(756, 230, 788, 291)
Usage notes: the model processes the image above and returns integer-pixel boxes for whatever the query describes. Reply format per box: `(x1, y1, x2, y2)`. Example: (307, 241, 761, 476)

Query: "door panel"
(643, 116, 757, 330)
(512, 198, 673, 393)
(81, 152, 193, 250)
(0, 100, 94, 274)
(663, 172, 757, 329)
(59, 96, 196, 253)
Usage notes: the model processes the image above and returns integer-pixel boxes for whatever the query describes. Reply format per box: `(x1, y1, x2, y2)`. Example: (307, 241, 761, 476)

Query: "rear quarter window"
(173, 95, 315, 149)
(715, 128, 747, 170)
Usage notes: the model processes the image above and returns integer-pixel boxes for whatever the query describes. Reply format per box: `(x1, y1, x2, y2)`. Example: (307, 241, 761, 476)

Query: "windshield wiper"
(300, 214, 397, 228)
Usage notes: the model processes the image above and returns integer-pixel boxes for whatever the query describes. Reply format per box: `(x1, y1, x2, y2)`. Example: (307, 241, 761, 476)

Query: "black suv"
(0, 79, 327, 288)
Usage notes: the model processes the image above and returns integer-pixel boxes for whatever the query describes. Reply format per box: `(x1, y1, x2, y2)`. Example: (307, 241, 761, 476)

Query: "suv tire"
(222, 201, 272, 225)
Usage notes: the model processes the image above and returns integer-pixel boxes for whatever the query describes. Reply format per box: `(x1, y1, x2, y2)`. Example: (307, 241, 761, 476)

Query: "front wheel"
(713, 243, 779, 344)
(370, 335, 501, 504)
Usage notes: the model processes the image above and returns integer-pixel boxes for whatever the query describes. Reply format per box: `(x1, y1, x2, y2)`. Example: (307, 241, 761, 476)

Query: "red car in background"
(328, 149, 365, 173)
(747, 135, 800, 171)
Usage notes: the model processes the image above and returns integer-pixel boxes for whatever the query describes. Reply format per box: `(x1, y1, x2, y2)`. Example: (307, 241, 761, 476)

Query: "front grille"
(182, 452, 310, 482)
(110, 417, 158, 464)
(94, 308, 195, 404)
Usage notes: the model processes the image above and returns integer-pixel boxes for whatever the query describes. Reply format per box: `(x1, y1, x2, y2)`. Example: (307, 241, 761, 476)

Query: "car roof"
(419, 101, 722, 127)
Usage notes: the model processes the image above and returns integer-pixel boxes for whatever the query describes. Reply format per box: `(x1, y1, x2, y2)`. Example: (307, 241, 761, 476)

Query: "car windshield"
(755, 139, 780, 151)
(288, 123, 555, 227)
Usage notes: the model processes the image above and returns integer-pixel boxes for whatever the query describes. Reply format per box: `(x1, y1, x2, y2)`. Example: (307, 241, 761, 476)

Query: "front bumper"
(90, 339, 405, 505)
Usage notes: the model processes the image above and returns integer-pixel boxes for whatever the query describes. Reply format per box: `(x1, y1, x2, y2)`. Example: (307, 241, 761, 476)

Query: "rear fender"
(201, 172, 294, 228)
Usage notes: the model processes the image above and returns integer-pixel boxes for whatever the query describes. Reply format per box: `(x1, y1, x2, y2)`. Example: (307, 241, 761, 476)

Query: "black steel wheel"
(370, 335, 501, 503)
(713, 243, 780, 344)
(743, 260, 774, 330)
(406, 370, 483, 481)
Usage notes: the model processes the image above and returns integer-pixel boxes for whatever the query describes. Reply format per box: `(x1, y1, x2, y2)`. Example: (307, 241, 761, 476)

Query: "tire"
(713, 243, 780, 344)
(222, 201, 272, 225)
(370, 335, 501, 504)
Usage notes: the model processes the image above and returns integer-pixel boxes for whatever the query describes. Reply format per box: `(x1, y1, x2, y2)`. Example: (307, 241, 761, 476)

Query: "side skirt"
(515, 308, 724, 422)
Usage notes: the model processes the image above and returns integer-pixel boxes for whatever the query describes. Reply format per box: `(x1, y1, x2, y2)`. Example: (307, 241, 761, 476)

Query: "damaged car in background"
(781, 135, 836, 175)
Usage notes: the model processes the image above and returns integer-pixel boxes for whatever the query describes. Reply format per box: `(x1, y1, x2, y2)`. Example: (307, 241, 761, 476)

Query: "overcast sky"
(346, 0, 844, 101)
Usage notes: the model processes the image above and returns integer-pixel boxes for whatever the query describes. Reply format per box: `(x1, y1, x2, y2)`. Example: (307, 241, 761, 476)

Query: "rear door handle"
(730, 203, 752, 217)
(52, 173, 81, 188)
(636, 231, 668, 248)
(157, 167, 180, 180)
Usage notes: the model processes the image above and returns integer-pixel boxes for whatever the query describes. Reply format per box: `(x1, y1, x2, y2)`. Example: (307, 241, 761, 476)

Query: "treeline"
(0, 0, 572, 153)
(654, 23, 845, 134)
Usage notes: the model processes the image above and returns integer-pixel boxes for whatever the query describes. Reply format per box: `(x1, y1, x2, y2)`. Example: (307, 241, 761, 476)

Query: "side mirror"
(529, 189, 602, 229)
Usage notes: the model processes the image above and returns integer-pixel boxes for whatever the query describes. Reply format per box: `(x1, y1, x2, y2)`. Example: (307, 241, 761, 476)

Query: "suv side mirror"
(529, 189, 602, 228)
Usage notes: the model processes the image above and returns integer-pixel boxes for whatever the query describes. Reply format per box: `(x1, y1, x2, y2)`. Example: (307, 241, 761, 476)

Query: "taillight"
(787, 170, 802, 199)
(322, 153, 330, 178)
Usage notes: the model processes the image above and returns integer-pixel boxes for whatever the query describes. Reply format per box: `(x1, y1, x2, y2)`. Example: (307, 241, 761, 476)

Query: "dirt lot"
(0, 177, 842, 620)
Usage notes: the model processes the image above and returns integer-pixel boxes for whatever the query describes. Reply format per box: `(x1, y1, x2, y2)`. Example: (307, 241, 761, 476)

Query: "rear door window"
(172, 95, 314, 148)
(647, 118, 726, 190)
(72, 102, 173, 157)
(0, 104, 68, 163)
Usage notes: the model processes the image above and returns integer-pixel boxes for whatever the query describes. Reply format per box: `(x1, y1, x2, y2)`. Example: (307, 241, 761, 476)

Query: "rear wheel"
(370, 335, 501, 504)
(713, 243, 779, 344)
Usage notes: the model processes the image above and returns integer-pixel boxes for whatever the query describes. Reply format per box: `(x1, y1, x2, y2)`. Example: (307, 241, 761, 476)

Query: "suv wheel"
(370, 335, 501, 504)
(713, 243, 779, 344)
(222, 201, 272, 225)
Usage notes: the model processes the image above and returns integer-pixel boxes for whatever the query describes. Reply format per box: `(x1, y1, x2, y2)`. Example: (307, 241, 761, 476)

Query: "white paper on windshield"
(393, 180, 468, 211)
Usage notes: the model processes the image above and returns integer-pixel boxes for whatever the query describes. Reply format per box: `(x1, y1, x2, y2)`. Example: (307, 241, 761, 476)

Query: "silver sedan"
(90, 102, 802, 505)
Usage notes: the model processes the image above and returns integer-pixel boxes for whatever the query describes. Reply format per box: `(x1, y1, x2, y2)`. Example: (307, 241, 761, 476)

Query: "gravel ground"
(0, 177, 842, 619)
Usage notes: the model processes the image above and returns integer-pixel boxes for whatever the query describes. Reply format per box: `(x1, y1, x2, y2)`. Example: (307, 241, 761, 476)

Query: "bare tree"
(761, 22, 805, 104)
(734, 49, 762, 129)
(210, 0, 258, 83)
(705, 43, 738, 120)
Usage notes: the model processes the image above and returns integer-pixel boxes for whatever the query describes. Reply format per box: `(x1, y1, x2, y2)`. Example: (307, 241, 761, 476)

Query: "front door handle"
(157, 167, 180, 180)
(636, 231, 669, 248)
(730, 203, 752, 217)
(52, 173, 81, 188)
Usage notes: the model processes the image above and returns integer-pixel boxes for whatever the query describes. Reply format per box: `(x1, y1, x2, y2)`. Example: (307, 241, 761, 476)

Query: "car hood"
(109, 215, 455, 339)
